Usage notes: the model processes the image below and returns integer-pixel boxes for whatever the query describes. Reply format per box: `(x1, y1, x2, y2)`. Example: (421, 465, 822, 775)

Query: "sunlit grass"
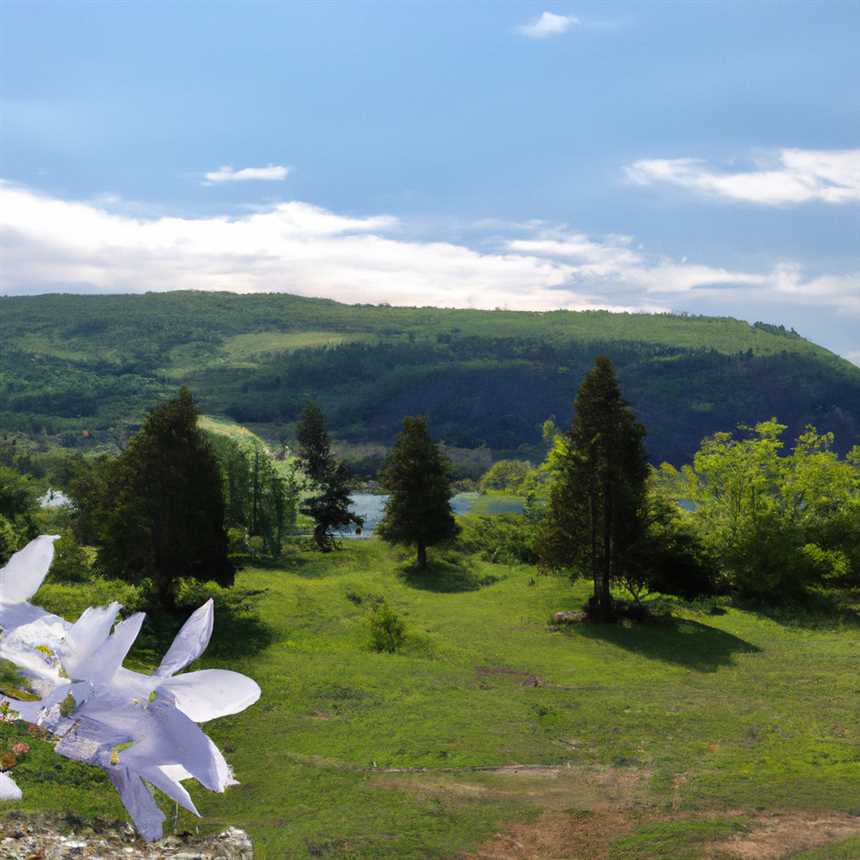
(2, 539, 858, 857)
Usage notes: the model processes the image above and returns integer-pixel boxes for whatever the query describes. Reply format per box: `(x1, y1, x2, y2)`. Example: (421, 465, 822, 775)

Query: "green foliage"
(2, 292, 859, 469)
(0, 514, 17, 566)
(457, 514, 537, 565)
(0, 463, 36, 522)
(368, 601, 406, 653)
(0, 463, 37, 557)
(478, 459, 531, 494)
(668, 420, 860, 600)
(92, 388, 234, 607)
(172, 577, 264, 615)
(208, 432, 300, 559)
(296, 403, 363, 551)
(48, 529, 91, 583)
(34, 578, 147, 618)
(540, 356, 649, 618)
(378, 416, 460, 567)
(623, 486, 717, 602)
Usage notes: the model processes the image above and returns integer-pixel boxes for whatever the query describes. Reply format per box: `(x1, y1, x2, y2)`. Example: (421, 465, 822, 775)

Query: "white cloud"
(626, 148, 860, 206)
(516, 11, 578, 38)
(0, 181, 857, 321)
(203, 164, 290, 184)
(844, 350, 860, 367)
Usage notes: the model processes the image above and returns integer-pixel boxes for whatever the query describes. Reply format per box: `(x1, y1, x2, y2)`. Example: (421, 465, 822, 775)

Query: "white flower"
(0, 536, 261, 841)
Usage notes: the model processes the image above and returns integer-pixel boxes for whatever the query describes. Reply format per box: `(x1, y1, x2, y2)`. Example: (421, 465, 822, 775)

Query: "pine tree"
(377, 416, 459, 568)
(97, 387, 233, 608)
(539, 356, 648, 619)
(296, 402, 362, 551)
(296, 402, 331, 484)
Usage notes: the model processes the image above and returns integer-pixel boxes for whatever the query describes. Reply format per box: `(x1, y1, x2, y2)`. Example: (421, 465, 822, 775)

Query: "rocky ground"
(0, 813, 253, 859)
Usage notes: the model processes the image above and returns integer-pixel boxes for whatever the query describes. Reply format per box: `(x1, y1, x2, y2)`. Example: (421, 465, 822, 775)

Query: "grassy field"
(3, 539, 859, 858)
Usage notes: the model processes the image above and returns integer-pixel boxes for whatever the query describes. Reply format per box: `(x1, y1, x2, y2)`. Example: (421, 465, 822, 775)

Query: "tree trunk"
(314, 523, 332, 552)
(417, 541, 427, 568)
(157, 574, 175, 612)
(599, 479, 614, 620)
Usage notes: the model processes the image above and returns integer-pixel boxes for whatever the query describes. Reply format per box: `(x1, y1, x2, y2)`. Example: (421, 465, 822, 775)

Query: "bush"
(173, 577, 263, 615)
(457, 514, 537, 565)
(478, 459, 531, 494)
(368, 602, 405, 653)
(49, 529, 92, 582)
(35, 578, 148, 619)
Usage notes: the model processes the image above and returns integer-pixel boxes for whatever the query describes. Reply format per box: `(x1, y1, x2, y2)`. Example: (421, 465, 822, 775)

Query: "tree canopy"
(296, 402, 363, 551)
(539, 356, 649, 619)
(377, 416, 460, 567)
(95, 388, 234, 607)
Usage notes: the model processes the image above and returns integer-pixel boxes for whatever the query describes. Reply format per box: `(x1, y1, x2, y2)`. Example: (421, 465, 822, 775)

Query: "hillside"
(1, 291, 859, 467)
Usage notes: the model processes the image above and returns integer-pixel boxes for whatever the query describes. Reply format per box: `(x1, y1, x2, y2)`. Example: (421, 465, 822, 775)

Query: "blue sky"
(1, 1, 858, 362)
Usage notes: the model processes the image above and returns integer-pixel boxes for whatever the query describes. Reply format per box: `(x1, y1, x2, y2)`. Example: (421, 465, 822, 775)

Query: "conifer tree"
(296, 402, 362, 551)
(539, 357, 648, 619)
(377, 416, 459, 568)
(97, 387, 233, 607)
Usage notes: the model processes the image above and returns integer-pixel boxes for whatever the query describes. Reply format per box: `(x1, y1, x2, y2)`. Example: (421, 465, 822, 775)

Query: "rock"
(0, 815, 255, 858)
(552, 610, 586, 624)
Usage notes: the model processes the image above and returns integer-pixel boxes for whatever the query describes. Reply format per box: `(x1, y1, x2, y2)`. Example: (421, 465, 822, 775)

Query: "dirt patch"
(709, 812, 860, 859)
(466, 810, 632, 860)
(373, 763, 650, 813)
(467, 809, 860, 860)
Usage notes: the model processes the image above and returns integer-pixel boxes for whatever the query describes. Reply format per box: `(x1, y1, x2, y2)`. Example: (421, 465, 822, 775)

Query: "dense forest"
(1, 291, 858, 468)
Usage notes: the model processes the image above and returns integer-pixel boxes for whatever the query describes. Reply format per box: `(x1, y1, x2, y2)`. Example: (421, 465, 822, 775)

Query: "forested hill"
(2, 291, 859, 467)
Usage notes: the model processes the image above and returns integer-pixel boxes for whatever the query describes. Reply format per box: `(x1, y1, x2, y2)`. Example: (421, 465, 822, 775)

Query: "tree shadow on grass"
(574, 616, 760, 673)
(398, 558, 501, 593)
(735, 590, 860, 631)
(132, 598, 276, 666)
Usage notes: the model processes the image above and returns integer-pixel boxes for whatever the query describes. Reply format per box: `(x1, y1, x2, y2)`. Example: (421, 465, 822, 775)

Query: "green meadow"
(2, 538, 858, 857)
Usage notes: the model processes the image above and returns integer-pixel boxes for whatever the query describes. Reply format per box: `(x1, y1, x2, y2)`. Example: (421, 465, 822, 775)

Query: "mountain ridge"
(1, 291, 858, 469)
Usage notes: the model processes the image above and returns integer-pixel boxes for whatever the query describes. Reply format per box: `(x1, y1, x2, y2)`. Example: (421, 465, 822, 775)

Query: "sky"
(1, 1, 858, 363)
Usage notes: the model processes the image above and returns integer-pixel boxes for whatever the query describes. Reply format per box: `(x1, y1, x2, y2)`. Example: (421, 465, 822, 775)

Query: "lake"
(337, 492, 524, 539)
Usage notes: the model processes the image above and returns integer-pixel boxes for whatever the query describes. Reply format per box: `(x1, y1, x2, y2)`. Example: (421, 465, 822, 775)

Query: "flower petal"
(0, 771, 22, 800)
(160, 669, 261, 723)
(155, 599, 214, 678)
(107, 766, 165, 842)
(73, 613, 145, 684)
(61, 602, 123, 678)
(0, 535, 59, 604)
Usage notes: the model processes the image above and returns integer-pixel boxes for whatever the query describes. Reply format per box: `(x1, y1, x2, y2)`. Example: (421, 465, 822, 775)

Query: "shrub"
(49, 529, 92, 582)
(368, 602, 405, 653)
(457, 514, 537, 565)
(173, 577, 263, 615)
(478, 459, 531, 494)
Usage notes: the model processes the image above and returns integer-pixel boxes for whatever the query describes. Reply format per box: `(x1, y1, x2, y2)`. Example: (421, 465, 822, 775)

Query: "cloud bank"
(516, 11, 578, 39)
(0, 181, 857, 321)
(203, 164, 290, 184)
(626, 148, 860, 206)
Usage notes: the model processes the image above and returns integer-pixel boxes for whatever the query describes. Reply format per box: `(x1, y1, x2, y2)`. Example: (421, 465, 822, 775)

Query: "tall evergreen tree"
(296, 402, 362, 551)
(377, 416, 459, 568)
(97, 388, 233, 607)
(539, 356, 648, 619)
(296, 402, 332, 484)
